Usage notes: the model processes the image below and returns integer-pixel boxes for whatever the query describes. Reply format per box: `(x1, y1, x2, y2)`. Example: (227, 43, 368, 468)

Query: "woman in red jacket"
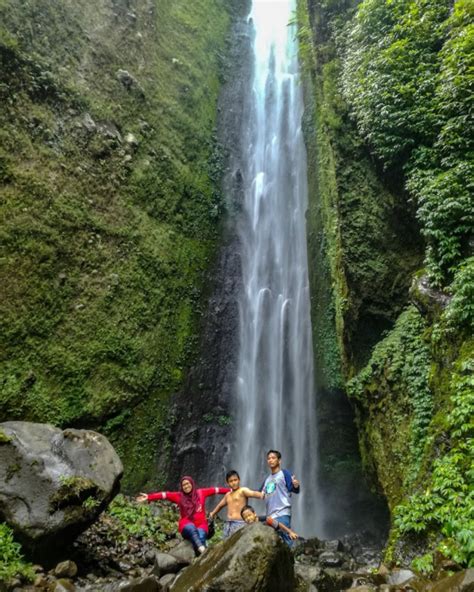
(137, 476, 230, 554)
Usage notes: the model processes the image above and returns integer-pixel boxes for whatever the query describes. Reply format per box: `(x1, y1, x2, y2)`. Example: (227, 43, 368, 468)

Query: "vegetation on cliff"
(0, 0, 232, 490)
(300, 0, 473, 570)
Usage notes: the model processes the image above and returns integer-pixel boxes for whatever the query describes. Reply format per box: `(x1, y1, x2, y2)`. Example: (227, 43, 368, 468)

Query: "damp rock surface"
(170, 522, 295, 592)
(0, 422, 123, 559)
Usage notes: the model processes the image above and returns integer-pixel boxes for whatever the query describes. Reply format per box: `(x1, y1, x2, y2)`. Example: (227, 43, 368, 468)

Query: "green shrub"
(0, 523, 34, 585)
(341, 0, 473, 283)
(107, 494, 178, 547)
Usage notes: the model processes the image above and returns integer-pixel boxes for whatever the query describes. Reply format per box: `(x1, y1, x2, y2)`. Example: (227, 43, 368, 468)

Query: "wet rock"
(117, 576, 162, 591)
(430, 568, 474, 592)
(319, 551, 343, 568)
(294, 563, 321, 586)
(170, 522, 294, 591)
(0, 422, 123, 560)
(316, 569, 354, 592)
(168, 541, 195, 567)
(388, 569, 416, 586)
(410, 274, 451, 318)
(54, 561, 78, 578)
(54, 580, 76, 592)
(151, 552, 183, 578)
(159, 573, 176, 592)
(323, 540, 344, 553)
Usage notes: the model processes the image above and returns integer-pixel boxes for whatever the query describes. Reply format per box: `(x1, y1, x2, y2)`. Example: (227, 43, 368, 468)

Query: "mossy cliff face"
(0, 0, 235, 490)
(299, 0, 473, 568)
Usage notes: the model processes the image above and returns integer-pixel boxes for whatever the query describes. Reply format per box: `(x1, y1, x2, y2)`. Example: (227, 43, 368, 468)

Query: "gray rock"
(168, 541, 195, 567)
(387, 569, 415, 586)
(54, 560, 78, 578)
(87, 577, 162, 592)
(323, 540, 344, 553)
(0, 422, 123, 559)
(82, 113, 96, 133)
(294, 563, 321, 585)
(117, 576, 162, 592)
(159, 573, 176, 592)
(410, 274, 451, 317)
(170, 522, 294, 591)
(318, 551, 343, 567)
(115, 70, 144, 96)
(125, 133, 139, 150)
(151, 552, 183, 577)
(54, 580, 76, 592)
(116, 69, 138, 89)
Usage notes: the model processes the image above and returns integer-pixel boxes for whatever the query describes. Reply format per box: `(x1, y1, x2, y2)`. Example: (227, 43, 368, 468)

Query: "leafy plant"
(0, 523, 34, 585)
(107, 494, 178, 547)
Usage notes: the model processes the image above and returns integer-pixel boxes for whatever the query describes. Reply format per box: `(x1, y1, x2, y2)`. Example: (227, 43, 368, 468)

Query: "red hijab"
(179, 476, 201, 519)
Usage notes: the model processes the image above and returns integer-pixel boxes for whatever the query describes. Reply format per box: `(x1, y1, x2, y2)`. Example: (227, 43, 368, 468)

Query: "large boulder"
(0, 422, 123, 559)
(170, 522, 295, 592)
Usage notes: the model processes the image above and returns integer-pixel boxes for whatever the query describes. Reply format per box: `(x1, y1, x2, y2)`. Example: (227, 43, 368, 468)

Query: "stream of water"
(233, 0, 322, 537)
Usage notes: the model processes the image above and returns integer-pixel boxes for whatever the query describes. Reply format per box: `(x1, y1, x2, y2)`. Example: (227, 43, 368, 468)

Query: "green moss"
(50, 476, 99, 510)
(0, 0, 232, 489)
(5, 462, 21, 481)
(298, 0, 422, 386)
(0, 430, 12, 443)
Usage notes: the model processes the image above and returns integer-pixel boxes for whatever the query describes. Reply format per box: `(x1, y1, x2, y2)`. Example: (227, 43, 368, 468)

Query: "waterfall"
(233, 0, 321, 537)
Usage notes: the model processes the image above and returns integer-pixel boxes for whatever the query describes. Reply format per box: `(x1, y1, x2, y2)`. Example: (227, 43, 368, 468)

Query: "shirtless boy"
(209, 470, 264, 539)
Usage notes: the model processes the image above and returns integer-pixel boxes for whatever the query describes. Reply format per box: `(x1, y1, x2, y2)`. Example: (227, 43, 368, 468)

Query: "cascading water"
(233, 0, 322, 537)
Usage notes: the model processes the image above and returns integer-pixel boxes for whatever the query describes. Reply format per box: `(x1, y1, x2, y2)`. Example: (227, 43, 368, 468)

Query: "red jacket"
(147, 487, 230, 533)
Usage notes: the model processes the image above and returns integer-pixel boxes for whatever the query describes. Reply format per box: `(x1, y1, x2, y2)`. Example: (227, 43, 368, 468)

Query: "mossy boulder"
(170, 522, 295, 591)
(0, 421, 123, 561)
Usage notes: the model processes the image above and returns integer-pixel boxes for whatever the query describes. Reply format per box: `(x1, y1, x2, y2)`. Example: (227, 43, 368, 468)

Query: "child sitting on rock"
(209, 470, 264, 539)
(240, 504, 300, 541)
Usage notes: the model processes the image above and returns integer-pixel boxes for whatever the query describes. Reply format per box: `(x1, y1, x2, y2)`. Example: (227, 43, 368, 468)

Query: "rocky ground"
(5, 515, 473, 592)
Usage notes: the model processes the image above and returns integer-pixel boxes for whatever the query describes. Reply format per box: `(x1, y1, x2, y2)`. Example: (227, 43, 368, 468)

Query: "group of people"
(136, 449, 301, 555)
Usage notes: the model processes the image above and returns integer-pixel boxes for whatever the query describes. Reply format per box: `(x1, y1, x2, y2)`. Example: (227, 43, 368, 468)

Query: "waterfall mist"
(232, 0, 322, 537)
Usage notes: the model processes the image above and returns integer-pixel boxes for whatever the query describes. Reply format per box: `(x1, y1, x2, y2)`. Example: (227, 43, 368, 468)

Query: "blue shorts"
(223, 520, 245, 539)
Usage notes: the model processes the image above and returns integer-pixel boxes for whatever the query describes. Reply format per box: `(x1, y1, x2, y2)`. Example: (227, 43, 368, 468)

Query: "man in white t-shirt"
(261, 449, 300, 546)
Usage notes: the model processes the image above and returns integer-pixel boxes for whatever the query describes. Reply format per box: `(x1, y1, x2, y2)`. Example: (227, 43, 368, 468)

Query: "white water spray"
(233, 0, 322, 536)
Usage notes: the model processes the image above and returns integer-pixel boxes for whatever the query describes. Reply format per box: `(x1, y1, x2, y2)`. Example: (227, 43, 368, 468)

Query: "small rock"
(54, 560, 78, 578)
(168, 540, 195, 567)
(324, 539, 344, 552)
(151, 552, 182, 578)
(118, 576, 161, 591)
(125, 133, 139, 151)
(34, 574, 48, 587)
(119, 561, 133, 573)
(54, 579, 76, 592)
(82, 113, 96, 133)
(319, 551, 343, 567)
(159, 573, 176, 591)
(388, 569, 415, 586)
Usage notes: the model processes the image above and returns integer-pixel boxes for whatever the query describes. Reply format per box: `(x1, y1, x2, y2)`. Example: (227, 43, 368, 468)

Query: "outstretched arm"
(209, 495, 228, 519)
(199, 487, 231, 499)
(242, 487, 265, 500)
(136, 491, 181, 504)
